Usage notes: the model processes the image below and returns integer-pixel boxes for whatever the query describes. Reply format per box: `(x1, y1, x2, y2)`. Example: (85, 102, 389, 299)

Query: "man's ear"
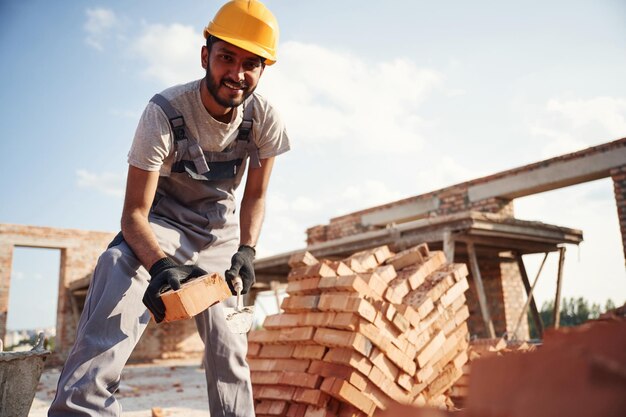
(201, 45, 209, 70)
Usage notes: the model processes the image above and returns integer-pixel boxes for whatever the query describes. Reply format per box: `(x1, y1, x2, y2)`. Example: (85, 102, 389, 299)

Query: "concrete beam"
(361, 198, 439, 226)
(468, 146, 626, 202)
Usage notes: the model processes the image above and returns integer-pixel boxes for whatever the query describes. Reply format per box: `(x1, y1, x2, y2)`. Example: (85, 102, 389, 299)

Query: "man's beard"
(205, 65, 256, 108)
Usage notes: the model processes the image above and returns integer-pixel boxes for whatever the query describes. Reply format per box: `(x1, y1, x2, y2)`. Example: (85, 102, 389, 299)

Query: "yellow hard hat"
(204, 0, 279, 65)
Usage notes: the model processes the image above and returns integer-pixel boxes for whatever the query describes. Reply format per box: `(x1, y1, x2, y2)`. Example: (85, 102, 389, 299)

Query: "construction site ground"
(30, 358, 211, 417)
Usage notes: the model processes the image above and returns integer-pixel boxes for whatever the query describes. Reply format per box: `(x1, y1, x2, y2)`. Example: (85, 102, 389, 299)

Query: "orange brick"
(416, 364, 434, 383)
(358, 272, 388, 298)
(386, 243, 429, 270)
(333, 275, 378, 299)
(369, 348, 400, 381)
(251, 371, 282, 385)
(289, 251, 319, 268)
(403, 289, 434, 320)
(263, 313, 301, 329)
(329, 312, 359, 331)
(298, 312, 337, 327)
(372, 245, 394, 265)
(323, 348, 373, 377)
(358, 321, 390, 353)
(278, 326, 316, 344)
(375, 265, 397, 284)
(249, 329, 282, 344)
(313, 328, 372, 356)
(287, 403, 308, 417)
(382, 303, 396, 322)
(384, 277, 410, 304)
(281, 295, 320, 312)
(318, 276, 338, 291)
(255, 385, 296, 401)
(279, 371, 322, 389)
(259, 344, 296, 358)
(288, 263, 336, 281)
(397, 372, 413, 392)
(407, 251, 447, 290)
(248, 358, 311, 372)
(256, 400, 288, 415)
(343, 258, 367, 273)
(439, 274, 469, 307)
(346, 297, 377, 322)
(318, 292, 358, 311)
(303, 405, 335, 417)
(362, 382, 393, 410)
(426, 363, 463, 398)
(293, 345, 328, 360)
(346, 250, 379, 271)
(248, 342, 261, 357)
(385, 343, 416, 376)
(309, 360, 368, 391)
(320, 377, 376, 416)
(326, 261, 354, 276)
(293, 388, 330, 407)
(416, 330, 446, 368)
(287, 277, 323, 295)
(160, 273, 231, 323)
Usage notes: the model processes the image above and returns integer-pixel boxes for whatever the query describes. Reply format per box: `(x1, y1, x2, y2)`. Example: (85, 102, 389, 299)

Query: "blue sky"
(2, 0, 625, 330)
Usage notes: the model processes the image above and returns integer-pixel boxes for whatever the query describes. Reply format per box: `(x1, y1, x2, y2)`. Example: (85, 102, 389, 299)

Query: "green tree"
(528, 297, 618, 339)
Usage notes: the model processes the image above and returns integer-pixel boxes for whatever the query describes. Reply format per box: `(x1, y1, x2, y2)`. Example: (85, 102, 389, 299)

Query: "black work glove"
(225, 245, 256, 295)
(142, 257, 207, 323)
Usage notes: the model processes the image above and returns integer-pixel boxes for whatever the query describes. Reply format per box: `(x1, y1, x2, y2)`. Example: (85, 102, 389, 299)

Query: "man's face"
(202, 40, 265, 109)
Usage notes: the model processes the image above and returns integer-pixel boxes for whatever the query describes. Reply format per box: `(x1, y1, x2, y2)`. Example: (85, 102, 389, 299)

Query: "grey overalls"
(49, 93, 260, 417)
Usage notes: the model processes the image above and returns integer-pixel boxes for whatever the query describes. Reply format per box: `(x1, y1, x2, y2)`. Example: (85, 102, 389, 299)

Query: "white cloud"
(11, 271, 24, 281)
(546, 97, 626, 136)
(84, 8, 118, 51)
(257, 41, 444, 154)
(76, 169, 125, 198)
(530, 96, 626, 158)
(131, 23, 202, 86)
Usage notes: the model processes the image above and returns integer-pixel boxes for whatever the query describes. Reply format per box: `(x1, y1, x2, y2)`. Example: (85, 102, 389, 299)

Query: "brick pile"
(446, 338, 536, 408)
(247, 243, 471, 416)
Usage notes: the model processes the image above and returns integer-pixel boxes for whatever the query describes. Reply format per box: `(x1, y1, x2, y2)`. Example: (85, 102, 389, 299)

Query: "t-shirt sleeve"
(127, 102, 174, 172)
(254, 97, 291, 159)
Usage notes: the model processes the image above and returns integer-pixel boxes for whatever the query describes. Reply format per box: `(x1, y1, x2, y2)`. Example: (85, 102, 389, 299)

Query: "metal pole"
(553, 246, 566, 329)
(511, 252, 548, 340)
(467, 241, 496, 338)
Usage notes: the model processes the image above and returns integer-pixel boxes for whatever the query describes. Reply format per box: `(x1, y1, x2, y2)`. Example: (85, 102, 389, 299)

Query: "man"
(49, 1, 289, 416)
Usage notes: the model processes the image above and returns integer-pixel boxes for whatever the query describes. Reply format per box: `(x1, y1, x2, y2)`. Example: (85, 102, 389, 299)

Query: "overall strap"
(237, 96, 262, 169)
(150, 94, 210, 175)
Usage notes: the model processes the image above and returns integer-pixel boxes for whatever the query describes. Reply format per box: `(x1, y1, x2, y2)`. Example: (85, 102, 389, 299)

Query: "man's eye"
(243, 61, 261, 71)
(219, 54, 233, 62)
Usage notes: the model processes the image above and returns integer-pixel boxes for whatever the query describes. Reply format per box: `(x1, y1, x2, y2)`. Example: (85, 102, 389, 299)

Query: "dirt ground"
(30, 358, 212, 416)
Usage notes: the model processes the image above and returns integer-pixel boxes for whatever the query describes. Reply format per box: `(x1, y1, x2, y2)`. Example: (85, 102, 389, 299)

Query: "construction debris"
(247, 244, 471, 416)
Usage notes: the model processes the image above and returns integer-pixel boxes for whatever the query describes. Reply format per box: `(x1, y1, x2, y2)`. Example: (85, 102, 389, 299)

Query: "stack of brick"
(247, 243, 471, 416)
(446, 338, 535, 409)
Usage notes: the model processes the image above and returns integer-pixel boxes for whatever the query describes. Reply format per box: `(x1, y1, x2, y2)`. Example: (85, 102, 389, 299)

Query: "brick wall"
(460, 253, 529, 339)
(611, 165, 626, 266)
(307, 137, 625, 246)
(0, 224, 207, 364)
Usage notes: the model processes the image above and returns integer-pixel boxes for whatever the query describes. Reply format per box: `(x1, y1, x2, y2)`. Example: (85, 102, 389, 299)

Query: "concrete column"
(611, 165, 626, 267)
(0, 243, 14, 343)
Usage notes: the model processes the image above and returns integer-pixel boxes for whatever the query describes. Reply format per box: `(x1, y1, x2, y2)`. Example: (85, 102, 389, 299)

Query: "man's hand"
(225, 245, 256, 295)
(142, 257, 207, 323)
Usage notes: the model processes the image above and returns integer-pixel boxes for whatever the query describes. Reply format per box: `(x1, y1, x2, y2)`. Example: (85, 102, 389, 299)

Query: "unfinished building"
(0, 137, 624, 364)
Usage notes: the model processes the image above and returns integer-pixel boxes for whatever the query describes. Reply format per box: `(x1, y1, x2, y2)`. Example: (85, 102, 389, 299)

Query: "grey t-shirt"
(128, 79, 290, 176)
